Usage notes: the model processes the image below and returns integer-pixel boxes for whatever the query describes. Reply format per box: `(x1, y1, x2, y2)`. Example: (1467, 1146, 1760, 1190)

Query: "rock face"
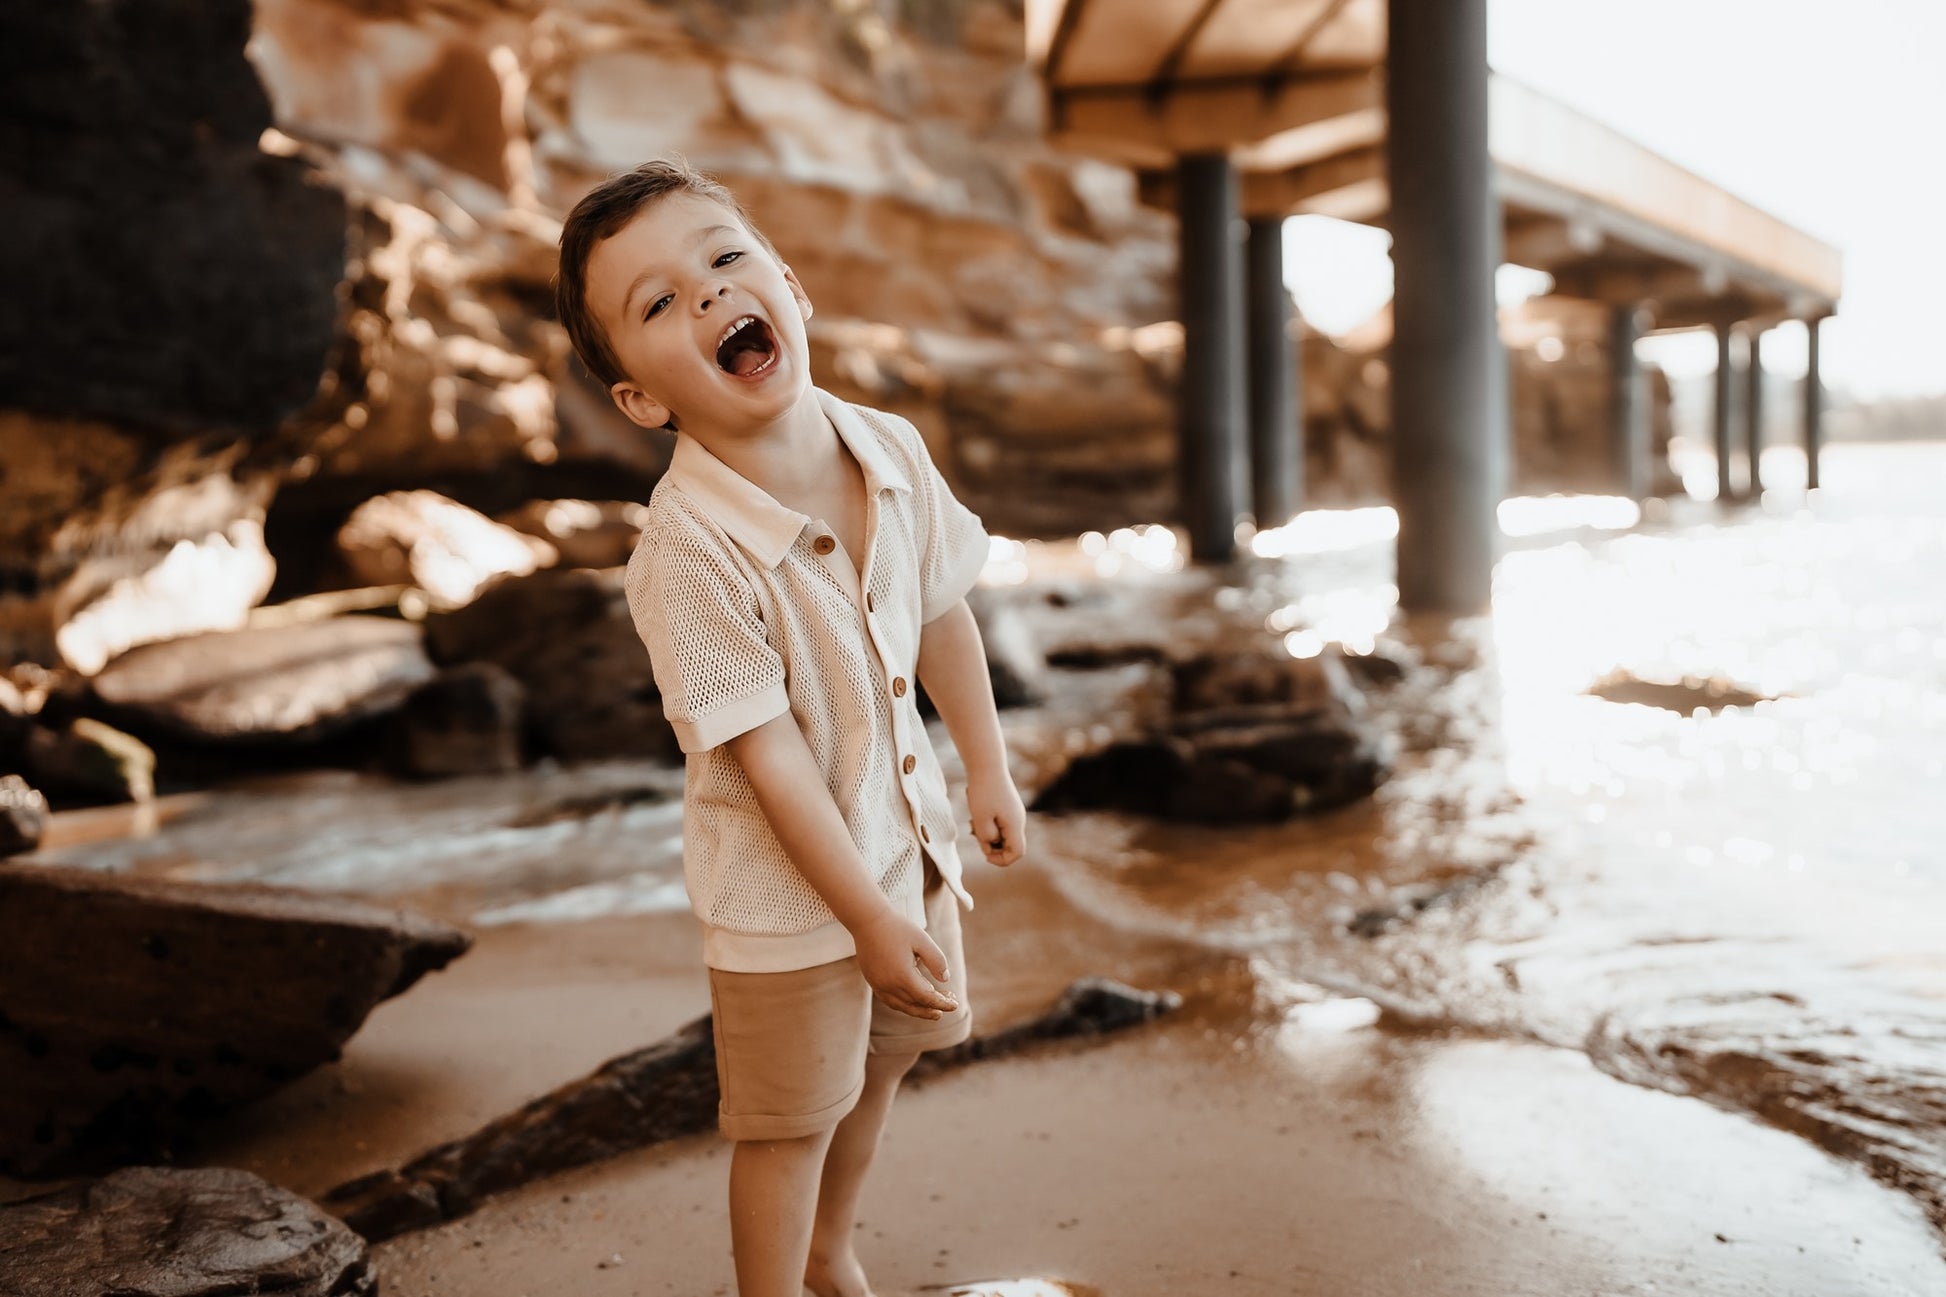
(0, 862, 471, 1177)
(84, 616, 435, 745)
(0, 1165, 376, 1297)
(0, 0, 345, 672)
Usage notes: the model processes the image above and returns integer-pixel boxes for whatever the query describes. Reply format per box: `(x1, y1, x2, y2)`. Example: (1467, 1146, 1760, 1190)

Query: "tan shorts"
(706, 861, 973, 1141)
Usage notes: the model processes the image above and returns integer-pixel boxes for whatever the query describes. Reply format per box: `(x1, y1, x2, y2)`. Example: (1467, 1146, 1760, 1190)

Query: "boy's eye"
(714, 250, 743, 267)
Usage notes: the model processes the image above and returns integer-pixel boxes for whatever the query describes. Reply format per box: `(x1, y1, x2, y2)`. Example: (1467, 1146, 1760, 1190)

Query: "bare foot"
(803, 1245, 875, 1297)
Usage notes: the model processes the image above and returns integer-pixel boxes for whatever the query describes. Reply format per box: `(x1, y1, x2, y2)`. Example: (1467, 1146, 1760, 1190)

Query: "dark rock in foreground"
(0, 862, 471, 1178)
(1032, 645, 1392, 822)
(86, 616, 435, 745)
(323, 976, 1179, 1242)
(0, 1165, 375, 1297)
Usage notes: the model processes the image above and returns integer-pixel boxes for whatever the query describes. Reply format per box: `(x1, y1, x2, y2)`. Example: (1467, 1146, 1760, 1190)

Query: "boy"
(554, 159, 1028, 1297)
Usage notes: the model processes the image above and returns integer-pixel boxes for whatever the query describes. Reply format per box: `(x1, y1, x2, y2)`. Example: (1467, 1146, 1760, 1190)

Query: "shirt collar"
(663, 387, 913, 569)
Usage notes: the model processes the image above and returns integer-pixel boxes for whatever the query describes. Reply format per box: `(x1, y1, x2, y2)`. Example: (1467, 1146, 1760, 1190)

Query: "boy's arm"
(724, 714, 959, 1019)
(915, 597, 1026, 868)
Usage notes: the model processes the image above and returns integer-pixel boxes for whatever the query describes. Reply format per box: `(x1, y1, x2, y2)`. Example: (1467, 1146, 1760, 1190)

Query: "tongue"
(721, 323, 774, 377)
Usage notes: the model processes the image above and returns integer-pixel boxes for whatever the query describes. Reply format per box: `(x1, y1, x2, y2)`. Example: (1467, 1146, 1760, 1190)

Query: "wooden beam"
(1051, 69, 1378, 160)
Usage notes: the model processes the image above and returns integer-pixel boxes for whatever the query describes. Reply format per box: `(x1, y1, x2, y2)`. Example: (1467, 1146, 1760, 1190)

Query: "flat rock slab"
(323, 976, 1179, 1242)
(87, 616, 434, 744)
(0, 862, 470, 1178)
(0, 1165, 375, 1297)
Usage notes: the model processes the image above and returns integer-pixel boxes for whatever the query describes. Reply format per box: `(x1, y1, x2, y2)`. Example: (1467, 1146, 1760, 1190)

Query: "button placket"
(853, 491, 929, 850)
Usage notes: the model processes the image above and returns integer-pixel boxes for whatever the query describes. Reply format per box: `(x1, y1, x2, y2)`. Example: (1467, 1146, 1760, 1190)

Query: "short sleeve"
(906, 425, 990, 624)
(624, 524, 791, 753)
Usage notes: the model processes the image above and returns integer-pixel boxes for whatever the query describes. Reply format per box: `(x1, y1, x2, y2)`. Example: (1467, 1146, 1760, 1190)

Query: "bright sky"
(1285, 1, 1945, 401)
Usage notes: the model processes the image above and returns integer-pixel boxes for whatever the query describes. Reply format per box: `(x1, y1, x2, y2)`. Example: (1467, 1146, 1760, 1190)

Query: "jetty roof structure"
(1024, 0, 1843, 599)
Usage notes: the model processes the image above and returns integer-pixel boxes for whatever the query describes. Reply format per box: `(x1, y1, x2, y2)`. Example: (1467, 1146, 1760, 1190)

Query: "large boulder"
(0, 1165, 375, 1297)
(0, 862, 470, 1177)
(423, 567, 679, 763)
(383, 660, 527, 778)
(84, 616, 435, 746)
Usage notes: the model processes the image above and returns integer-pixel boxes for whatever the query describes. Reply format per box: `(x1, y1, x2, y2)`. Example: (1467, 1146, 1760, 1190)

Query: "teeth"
(718, 315, 759, 348)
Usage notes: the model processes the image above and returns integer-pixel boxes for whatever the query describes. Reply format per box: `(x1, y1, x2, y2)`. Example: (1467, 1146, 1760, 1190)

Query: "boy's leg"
(808, 864, 974, 1295)
(805, 1047, 920, 1297)
(730, 1125, 842, 1297)
(709, 957, 872, 1297)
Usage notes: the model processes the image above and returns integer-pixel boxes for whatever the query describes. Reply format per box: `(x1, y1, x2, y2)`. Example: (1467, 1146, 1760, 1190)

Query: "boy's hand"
(853, 909, 958, 1020)
(966, 772, 1026, 868)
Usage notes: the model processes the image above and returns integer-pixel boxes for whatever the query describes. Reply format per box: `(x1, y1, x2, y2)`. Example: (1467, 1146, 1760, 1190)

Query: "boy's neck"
(685, 384, 833, 499)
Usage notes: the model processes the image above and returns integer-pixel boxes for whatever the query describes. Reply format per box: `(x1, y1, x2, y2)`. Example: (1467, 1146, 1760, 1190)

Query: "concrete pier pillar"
(1743, 325, 1766, 498)
(1609, 305, 1648, 500)
(1713, 319, 1738, 503)
(1176, 152, 1250, 562)
(1246, 216, 1301, 529)
(1803, 316, 1824, 492)
(1385, 0, 1502, 613)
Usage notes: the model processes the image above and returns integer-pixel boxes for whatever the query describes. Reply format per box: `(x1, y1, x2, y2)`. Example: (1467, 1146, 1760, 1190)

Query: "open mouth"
(715, 314, 779, 380)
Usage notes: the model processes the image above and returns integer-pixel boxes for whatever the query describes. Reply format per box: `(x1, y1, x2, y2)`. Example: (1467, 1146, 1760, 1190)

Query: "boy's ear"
(781, 263, 814, 322)
(609, 380, 674, 432)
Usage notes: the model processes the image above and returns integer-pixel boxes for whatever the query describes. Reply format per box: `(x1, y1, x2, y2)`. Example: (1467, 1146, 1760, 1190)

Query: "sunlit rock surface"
(0, 861, 469, 1177)
(0, 775, 47, 858)
(84, 616, 434, 746)
(0, 1166, 375, 1297)
(336, 488, 557, 609)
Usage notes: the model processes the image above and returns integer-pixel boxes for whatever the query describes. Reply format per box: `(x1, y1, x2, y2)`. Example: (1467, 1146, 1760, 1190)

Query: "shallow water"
(1022, 440, 1946, 1244)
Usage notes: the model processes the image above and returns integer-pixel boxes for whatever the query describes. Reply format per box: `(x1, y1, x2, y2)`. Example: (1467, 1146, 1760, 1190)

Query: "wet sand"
(147, 851, 1942, 1296)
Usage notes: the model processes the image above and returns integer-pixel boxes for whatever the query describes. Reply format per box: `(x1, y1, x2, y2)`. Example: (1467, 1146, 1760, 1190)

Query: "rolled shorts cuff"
(717, 1073, 866, 1142)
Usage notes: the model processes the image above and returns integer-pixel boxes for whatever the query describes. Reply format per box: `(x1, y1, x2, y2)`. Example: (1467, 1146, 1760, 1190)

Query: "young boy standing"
(554, 160, 1027, 1297)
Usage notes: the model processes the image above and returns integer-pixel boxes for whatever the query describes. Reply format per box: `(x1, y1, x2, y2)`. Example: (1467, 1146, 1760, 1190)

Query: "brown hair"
(553, 158, 782, 394)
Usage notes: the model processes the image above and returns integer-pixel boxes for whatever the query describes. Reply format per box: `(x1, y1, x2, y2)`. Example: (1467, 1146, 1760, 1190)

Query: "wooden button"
(920, 824, 931, 843)
(902, 754, 916, 775)
(812, 534, 835, 555)
(892, 676, 907, 697)
(865, 591, 875, 611)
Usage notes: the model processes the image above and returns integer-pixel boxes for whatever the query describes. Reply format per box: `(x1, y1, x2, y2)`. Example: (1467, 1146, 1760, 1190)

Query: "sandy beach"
(143, 840, 1940, 1296)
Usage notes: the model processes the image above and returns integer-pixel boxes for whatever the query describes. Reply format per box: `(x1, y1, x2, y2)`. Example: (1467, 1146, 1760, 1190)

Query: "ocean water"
(1021, 439, 1946, 1245)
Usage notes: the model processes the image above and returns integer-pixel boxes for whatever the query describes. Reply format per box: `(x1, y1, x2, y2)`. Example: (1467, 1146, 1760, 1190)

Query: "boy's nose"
(697, 282, 732, 312)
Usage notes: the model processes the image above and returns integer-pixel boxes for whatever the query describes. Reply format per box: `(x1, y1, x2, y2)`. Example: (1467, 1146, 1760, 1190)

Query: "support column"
(1803, 316, 1824, 492)
(1246, 216, 1301, 529)
(1713, 319, 1737, 504)
(1385, 0, 1501, 613)
(1743, 325, 1766, 499)
(1609, 305, 1648, 500)
(1176, 152, 1250, 563)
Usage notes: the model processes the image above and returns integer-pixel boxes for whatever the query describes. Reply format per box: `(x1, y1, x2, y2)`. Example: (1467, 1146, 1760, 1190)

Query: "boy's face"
(585, 191, 813, 435)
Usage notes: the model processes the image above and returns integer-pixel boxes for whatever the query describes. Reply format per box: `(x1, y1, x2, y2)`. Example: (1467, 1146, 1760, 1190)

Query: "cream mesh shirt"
(623, 387, 991, 973)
